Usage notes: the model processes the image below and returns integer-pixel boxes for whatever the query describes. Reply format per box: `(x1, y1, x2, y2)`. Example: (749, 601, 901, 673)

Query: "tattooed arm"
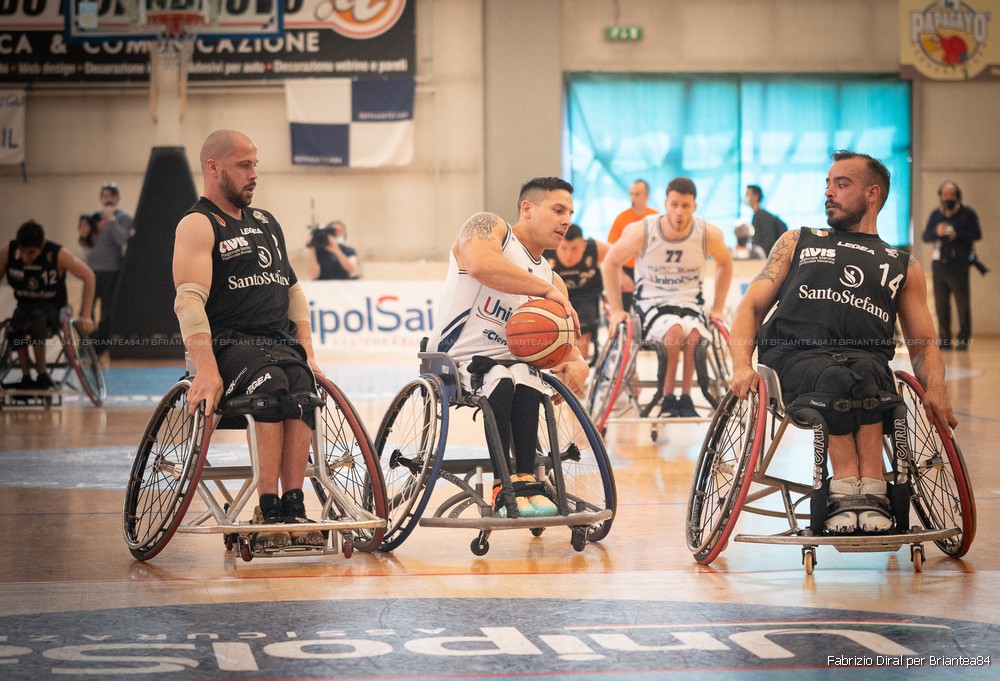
(897, 257, 957, 432)
(454, 212, 558, 298)
(728, 229, 800, 398)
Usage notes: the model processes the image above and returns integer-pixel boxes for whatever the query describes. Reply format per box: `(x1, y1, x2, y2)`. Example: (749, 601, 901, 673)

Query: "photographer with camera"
(309, 220, 359, 280)
(922, 180, 984, 351)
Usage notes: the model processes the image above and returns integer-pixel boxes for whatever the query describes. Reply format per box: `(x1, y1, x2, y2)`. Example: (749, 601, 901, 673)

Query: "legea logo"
(839, 265, 864, 288)
(315, 0, 407, 38)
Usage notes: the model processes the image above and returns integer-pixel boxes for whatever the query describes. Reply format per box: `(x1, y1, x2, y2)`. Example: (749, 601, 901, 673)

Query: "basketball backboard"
(65, 0, 284, 42)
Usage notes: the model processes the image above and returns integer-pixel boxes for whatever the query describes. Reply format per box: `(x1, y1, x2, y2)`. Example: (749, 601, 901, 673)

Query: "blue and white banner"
(286, 77, 414, 167)
(302, 279, 440, 351)
(0, 90, 26, 164)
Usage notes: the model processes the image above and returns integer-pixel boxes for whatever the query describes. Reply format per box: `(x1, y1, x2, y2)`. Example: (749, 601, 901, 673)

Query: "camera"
(308, 225, 333, 249)
(970, 253, 990, 276)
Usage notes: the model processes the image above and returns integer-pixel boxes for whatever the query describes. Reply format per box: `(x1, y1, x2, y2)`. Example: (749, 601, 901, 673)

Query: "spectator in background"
(310, 220, 360, 280)
(607, 179, 655, 311)
(745, 184, 787, 256)
(732, 222, 766, 260)
(545, 224, 608, 363)
(922, 180, 983, 350)
(86, 181, 132, 355)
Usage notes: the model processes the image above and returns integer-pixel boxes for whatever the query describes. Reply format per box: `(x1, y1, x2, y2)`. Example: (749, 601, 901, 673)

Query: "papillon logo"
(839, 265, 864, 288)
(314, 0, 407, 39)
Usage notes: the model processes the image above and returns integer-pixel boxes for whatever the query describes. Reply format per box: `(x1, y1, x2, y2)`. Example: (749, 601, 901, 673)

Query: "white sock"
(825, 476, 860, 533)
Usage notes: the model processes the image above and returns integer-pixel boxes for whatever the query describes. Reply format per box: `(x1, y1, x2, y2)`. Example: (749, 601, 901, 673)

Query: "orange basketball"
(506, 298, 576, 369)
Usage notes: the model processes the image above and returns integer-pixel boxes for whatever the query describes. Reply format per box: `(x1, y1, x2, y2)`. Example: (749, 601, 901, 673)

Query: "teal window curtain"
(564, 74, 911, 247)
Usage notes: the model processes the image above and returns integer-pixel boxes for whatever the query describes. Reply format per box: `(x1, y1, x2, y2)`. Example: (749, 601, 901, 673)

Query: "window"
(564, 74, 911, 246)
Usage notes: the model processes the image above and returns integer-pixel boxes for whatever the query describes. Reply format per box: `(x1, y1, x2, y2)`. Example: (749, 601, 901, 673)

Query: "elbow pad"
(174, 282, 211, 341)
(288, 282, 310, 324)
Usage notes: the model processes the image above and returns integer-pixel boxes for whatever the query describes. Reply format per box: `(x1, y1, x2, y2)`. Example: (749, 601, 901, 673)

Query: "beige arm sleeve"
(288, 282, 310, 324)
(174, 282, 211, 341)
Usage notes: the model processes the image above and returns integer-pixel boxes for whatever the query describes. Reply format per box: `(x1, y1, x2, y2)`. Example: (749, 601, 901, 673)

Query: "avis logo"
(839, 265, 864, 288)
(801, 247, 836, 259)
(315, 0, 408, 38)
(219, 237, 250, 253)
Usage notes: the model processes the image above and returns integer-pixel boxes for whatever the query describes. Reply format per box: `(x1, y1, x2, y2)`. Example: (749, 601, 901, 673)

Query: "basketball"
(506, 298, 576, 369)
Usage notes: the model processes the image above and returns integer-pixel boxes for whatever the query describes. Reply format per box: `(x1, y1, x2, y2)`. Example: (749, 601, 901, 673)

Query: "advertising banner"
(900, 0, 1000, 81)
(0, 89, 26, 163)
(0, 0, 415, 85)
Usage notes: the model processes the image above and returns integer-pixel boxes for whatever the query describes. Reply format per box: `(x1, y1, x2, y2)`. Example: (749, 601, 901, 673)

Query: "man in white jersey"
(429, 177, 588, 518)
(602, 177, 733, 418)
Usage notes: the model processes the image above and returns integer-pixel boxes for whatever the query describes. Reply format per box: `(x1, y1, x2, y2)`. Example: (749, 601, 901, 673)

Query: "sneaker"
(34, 373, 55, 390)
(659, 394, 680, 417)
(857, 477, 893, 532)
(11, 376, 36, 391)
(492, 475, 558, 518)
(515, 474, 558, 517)
(492, 479, 535, 518)
(252, 494, 291, 550)
(677, 394, 698, 418)
(825, 477, 859, 533)
(280, 489, 326, 547)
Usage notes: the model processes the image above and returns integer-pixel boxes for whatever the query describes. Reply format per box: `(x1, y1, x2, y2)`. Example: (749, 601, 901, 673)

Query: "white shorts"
(458, 359, 548, 398)
(642, 313, 707, 344)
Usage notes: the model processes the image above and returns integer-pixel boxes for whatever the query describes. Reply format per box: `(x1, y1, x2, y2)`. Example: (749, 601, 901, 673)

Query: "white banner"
(0, 90, 26, 164)
(302, 279, 442, 351)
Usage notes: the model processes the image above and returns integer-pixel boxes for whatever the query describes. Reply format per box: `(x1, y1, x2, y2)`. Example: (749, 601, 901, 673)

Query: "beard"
(825, 199, 865, 232)
(221, 170, 253, 210)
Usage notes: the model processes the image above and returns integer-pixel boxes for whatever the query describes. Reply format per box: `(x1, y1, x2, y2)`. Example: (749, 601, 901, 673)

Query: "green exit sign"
(605, 25, 642, 41)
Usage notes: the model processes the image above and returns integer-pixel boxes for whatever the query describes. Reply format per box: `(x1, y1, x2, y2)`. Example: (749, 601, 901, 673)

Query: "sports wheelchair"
(122, 371, 387, 562)
(373, 340, 617, 556)
(685, 365, 975, 574)
(0, 308, 105, 408)
(587, 313, 732, 440)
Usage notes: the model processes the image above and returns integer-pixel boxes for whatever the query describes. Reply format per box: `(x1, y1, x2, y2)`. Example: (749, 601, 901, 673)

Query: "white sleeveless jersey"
(431, 226, 553, 361)
(634, 214, 708, 311)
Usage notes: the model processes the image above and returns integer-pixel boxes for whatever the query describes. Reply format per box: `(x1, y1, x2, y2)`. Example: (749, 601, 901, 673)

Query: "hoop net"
(146, 10, 202, 59)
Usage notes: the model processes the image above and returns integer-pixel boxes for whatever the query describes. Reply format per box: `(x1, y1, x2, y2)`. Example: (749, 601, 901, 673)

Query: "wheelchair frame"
(0, 310, 106, 408)
(373, 348, 617, 556)
(122, 373, 387, 562)
(587, 314, 732, 440)
(685, 366, 976, 574)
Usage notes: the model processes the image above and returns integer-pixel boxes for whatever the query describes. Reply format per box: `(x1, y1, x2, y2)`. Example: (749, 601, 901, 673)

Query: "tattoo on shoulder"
(460, 212, 497, 245)
(752, 230, 799, 284)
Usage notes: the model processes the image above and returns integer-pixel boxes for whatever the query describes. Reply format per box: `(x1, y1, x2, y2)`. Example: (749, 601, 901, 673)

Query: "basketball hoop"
(146, 10, 203, 123)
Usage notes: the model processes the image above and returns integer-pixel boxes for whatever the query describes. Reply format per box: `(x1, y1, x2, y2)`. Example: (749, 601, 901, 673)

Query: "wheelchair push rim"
(62, 316, 106, 407)
(586, 318, 633, 432)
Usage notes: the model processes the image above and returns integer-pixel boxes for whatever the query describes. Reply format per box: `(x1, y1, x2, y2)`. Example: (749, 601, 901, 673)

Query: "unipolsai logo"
(314, 0, 408, 38)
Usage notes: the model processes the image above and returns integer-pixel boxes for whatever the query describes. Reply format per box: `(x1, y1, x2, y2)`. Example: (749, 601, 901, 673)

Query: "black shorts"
(216, 338, 315, 404)
(9, 304, 60, 343)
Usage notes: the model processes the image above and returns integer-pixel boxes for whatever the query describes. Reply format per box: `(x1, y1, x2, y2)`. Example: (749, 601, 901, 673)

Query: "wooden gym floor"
(0, 341, 997, 680)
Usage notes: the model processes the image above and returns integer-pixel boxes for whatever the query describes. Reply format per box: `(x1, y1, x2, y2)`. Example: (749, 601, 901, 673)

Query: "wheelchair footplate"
(1, 387, 63, 407)
(734, 526, 959, 552)
(184, 518, 385, 561)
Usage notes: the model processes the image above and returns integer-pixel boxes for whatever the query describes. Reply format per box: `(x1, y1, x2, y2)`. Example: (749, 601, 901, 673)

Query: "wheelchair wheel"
(0, 319, 12, 385)
(686, 379, 766, 564)
(374, 375, 447, 552)
(122, 379, 211, 560)
(895, 370, 976, 558)
(586, 319, 632, 432)
(311, 375, 388, 552)
(541, 374, 617, 542)
(62, 317, 106, 407)
(696, 318, 732, 410)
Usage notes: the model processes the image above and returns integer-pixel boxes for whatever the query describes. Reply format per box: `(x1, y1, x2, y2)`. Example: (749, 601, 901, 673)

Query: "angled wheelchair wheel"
(0, 319, 12, 385)
(62, 316, 106, 407)
(542, 374, 617, 542)
(895, 370, 976, 558)
(374, 375, 448, 552)
(586, 318, 632, 432)
(696, 318, 732, 410)
(686, 379, 766, 565)
(122, 379, 211, 560)
(311, 375, 388, 552)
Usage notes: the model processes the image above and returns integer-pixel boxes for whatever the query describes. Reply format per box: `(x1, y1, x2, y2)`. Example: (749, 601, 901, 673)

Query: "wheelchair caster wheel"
(911, 544, 924, 573)
(342, 535, 354, 559)
(530, 527, 545, 537)
(224, 533, 235, 551)
(238, 536, 254, 562)
(802, 548, 816, 575)
(471, 537, 490, 556)
(650, 428, 658, 442)
(571, 528, 587, 552)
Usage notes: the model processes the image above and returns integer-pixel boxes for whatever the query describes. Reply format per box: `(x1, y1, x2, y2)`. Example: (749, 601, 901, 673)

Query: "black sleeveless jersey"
(757, 228, 909, 366)
(4, 240, 67, 308)
(547, 239, 603, 305)
(185, 198, 298, 341)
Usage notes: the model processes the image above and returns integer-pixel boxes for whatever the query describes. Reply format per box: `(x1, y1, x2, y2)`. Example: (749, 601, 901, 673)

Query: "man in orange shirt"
(608, 179, 657, 311)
